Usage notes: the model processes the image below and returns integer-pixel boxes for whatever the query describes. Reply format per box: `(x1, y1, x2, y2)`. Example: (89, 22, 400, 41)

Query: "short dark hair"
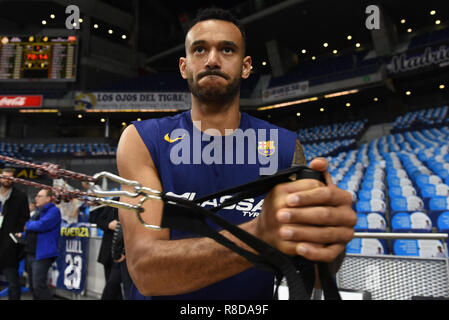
(44, 188, 52, 198)
(2, 168, 16, 175)
(187, 7, 247, 54)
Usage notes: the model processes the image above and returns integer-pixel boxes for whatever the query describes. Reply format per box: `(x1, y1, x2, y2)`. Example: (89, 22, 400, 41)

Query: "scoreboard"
(0, 35, 78, 81)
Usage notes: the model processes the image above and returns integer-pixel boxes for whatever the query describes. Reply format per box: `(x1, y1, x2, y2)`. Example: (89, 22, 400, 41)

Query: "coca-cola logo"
(0, 97, 26, 106)
(0, 95, 42, 108)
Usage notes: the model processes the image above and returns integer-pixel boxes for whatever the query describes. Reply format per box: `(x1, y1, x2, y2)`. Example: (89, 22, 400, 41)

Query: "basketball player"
(116, 8, 356, 299)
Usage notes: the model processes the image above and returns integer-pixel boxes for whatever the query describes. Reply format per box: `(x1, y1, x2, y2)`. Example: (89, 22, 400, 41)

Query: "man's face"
(35, 189, 51, 208)
(180, 19, 252, 105)
(0, 171, 14, 189)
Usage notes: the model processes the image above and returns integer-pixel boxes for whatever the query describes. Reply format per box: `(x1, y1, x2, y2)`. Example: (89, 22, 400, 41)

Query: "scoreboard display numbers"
(0, 35, 78, 81)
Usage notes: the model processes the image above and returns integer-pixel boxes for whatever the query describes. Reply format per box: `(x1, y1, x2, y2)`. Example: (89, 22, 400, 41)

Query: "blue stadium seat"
(393, 239, 446, 257)
(358, 188, 385, 201)
(346, 238, 388, 255)
(390, 195, 424, 213)
(354, 212, 387, 232)
(393, 240, 420, 256)
(391, 212, 432, 232)
(429, 196, 449, 212)
(356, 199, 386, 214)
(437, 211, 449, 232)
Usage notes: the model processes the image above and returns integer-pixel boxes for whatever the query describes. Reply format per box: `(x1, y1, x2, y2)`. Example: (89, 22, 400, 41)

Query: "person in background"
(96, 198, 130, 299)
(76, 181, 93, 223)
(28, 200, 36, 218)
(110, 219, 132, 300)
(24, 199, 37, 293)
(0, 168, 30, 300)
(18, 188, 61, 300)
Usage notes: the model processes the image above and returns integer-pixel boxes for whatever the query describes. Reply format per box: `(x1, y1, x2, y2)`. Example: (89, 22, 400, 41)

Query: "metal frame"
(337, 232, 449, 300)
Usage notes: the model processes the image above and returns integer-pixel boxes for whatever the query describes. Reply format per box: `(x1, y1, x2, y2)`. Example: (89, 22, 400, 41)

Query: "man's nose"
(205, 48, 221, 69)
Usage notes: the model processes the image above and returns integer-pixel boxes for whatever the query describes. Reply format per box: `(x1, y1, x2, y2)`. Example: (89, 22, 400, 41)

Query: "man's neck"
(190, 95, 241, 135)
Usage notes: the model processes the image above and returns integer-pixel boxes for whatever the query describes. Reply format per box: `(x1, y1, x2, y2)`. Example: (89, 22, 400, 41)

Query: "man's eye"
(223, 47, 234, 53)
(194, 47, 205, 53)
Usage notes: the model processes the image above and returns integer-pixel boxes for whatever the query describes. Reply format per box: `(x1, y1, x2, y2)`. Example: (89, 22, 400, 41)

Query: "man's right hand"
(255, 159, 356, 263)
(255, 178, 325, 254)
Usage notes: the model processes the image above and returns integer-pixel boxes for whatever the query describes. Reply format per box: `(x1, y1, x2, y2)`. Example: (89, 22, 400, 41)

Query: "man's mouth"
(198, 71, 229, 80)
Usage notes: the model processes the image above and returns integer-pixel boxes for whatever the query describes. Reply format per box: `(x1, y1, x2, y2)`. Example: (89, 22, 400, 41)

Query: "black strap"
(194, 166, 326, 212)
(161, 195, 312, 300)
(160, 166, 341, 300)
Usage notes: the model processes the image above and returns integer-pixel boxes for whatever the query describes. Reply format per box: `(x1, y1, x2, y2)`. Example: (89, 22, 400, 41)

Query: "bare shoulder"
(116, 124, 155, 176)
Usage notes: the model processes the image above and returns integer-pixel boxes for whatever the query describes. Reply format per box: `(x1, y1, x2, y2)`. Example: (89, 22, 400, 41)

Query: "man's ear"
(179, 57, 187, 79)
(241, 56, 252, 80)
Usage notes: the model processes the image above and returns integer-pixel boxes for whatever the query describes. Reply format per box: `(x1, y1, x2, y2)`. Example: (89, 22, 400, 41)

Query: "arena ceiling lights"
(324, 89, 360, 98)
(19, 109, 59, 113)
(257, 88, 360, 111)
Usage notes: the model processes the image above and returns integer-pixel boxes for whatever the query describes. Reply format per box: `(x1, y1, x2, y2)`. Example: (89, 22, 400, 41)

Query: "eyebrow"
(190, 40, 239, 49)
(191, 40, 207, 47)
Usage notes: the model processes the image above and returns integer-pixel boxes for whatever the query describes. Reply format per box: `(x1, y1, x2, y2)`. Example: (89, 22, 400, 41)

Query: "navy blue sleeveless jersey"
(130, 110, 297, 300)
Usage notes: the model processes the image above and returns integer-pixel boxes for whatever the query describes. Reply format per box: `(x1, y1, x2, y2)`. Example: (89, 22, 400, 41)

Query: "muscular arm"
(117, 125, 258, 296)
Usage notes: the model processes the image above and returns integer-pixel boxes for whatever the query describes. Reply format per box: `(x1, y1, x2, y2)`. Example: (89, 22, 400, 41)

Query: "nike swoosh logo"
(164, 133, 185, 143)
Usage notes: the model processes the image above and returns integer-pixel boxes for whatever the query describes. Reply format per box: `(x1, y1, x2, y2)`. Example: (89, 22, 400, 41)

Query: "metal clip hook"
(91, 171, 162, 229)
(92, 171, 162, 199)
(135, 197, 162, 230)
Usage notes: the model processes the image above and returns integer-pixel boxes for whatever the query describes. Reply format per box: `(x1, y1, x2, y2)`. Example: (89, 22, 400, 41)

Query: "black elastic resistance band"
(160, 166, 341, 300)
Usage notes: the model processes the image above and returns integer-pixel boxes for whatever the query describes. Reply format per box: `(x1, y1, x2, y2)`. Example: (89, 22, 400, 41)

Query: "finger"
(309, 157, 334, 186)
(279, 178, 325, 195)
(277, 206, 357, 227)
(309, 157, 328, 172)
(295, 243, 347, 263)
(286, 185, 353, 208)
(278, 224, 354, 244)
(276, 240, 301, 256)
(276, 179, 325, 207)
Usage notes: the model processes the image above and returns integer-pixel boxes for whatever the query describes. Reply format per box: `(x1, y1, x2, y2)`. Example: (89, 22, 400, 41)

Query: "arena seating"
(297, 119, 367, 162)
(298, 119, 368, 143)
(408, 26, 449, 49)
(268, 51, 380, 89)
(0, 142, 116, 164)
(22, 143, 117, 157)
(391, 106, 449, 132)
(0, 142, 33, 162)
(324, 107, 449, 257)
(302, 139, 357, 162)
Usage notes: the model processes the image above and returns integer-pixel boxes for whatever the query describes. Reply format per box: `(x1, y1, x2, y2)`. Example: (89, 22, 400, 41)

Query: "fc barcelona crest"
(258, 140, 275, 157)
